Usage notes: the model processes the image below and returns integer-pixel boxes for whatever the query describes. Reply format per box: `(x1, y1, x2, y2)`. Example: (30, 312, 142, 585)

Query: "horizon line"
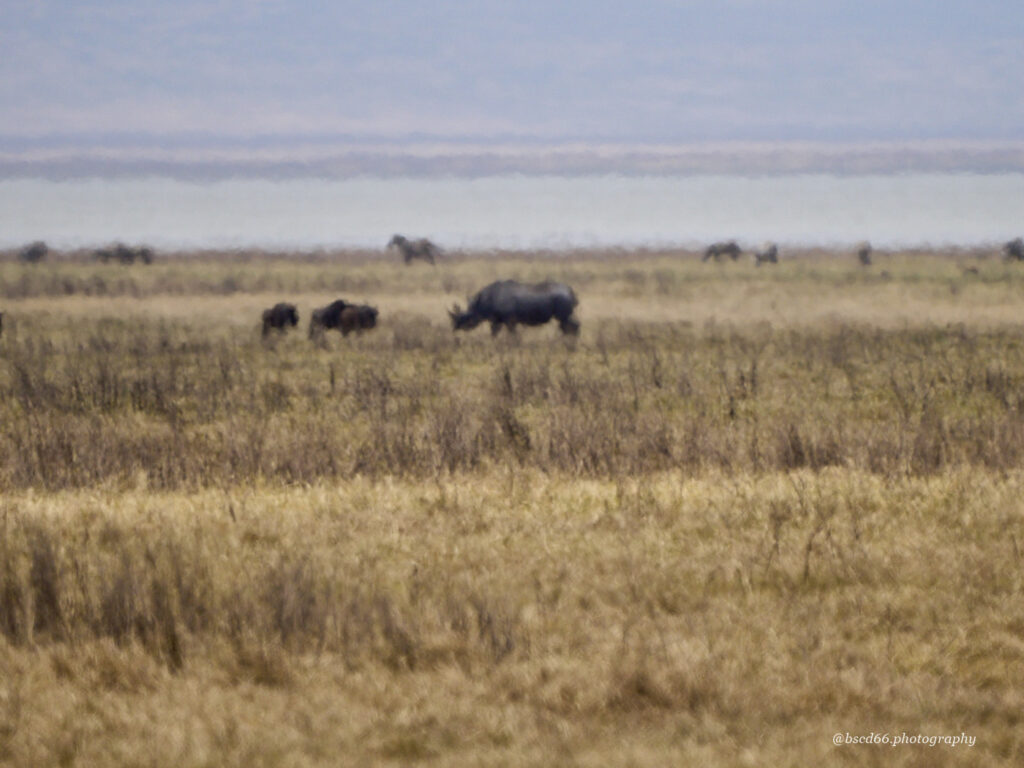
(2, 139, 1024, 179)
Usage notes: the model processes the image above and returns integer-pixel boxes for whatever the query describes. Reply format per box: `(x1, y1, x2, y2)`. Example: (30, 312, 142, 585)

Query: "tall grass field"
(0, 246, 1022, 766)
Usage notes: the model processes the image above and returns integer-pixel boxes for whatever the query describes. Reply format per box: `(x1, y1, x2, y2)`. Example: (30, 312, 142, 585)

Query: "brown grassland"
(1, 246, 1023, 766)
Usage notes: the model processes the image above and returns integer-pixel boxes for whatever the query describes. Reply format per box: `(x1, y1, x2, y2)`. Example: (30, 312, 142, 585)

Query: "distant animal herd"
(3, 234, 1024, 342)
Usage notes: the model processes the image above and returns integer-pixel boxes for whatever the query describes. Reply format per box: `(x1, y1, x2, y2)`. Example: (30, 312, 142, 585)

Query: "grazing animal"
(857, 243, 873, 266)
(309, 299, 349, 338)
(337, 304, 379, 335)
(1004, 238, 1024, 261)
(19, 241, 48, 264)
(754, 243, 779, 266)
(388, 234, 440, 265)
(703, 241, 742, 262)
(449, 279, 580, 336)
(309, 299, 379, 338)
(95, 243, 154, 264)
(261, 302, 299, 337)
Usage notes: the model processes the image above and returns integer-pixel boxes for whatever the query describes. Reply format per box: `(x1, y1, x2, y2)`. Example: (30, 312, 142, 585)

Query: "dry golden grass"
(1, 247, 1023, 766)
(3, 471, 1023, 766)
(0, 245, 1019, 329)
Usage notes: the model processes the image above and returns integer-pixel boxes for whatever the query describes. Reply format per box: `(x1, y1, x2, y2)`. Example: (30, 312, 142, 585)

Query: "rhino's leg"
(490, 321, 503, 336)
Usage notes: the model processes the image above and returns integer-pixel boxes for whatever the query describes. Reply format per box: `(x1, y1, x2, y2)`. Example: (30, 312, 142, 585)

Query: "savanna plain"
(1, 246, 1024, 767)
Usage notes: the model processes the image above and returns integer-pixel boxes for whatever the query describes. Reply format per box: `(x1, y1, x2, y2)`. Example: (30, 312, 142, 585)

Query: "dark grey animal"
(1004, 238, 1024, 261)
(19, 241, 48, 264)
(388, 234, 440, 265)
(857, 243, 873, 266)
(95, 243, 154, 264)
(309, 299, 379, 338)
(703, 241, 742, 262)
(309, 299, 349, 338)
(449, 280, 580, 336)
(754, 243, 778, 266)
(337, 304, 379, 335)
(261, 302, 299, 337)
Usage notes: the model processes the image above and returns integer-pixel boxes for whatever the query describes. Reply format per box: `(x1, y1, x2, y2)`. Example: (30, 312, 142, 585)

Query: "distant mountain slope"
(1, 140, 1023, 179)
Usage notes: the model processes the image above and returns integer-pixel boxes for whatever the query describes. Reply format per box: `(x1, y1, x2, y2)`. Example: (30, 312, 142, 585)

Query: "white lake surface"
(1, 174, 1022, 250)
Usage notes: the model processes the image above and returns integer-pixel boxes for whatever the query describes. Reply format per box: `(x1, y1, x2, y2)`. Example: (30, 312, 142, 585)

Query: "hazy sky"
(3, 0, 1023, 143)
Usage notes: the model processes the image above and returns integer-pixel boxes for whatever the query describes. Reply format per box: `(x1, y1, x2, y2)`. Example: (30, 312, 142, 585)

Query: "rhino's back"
(471, 280, 575, 321)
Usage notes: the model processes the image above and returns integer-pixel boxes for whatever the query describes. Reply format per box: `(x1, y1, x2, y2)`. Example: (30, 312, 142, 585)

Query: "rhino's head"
(448, 303, 483, 332)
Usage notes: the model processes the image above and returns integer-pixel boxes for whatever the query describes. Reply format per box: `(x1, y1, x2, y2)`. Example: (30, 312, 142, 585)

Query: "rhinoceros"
(449, 280, 579, 336)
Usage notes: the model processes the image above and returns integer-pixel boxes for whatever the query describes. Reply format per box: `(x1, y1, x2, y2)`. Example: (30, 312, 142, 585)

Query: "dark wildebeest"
(857, 242, 873, 266)
(95, 243, 154, 264)
(388, 234, 440, 265)
(754, 243, 778, 266)
(19, 241, 48, 264)
(703, 241, 742, 262)
(337, 304, 379, 335)
(1004, 238, 1024, 261)
(261, 302, 299, 338)
(309, 299, 379, 338)
(309, 299, 349, 338)
(449, 280, 580, 336)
